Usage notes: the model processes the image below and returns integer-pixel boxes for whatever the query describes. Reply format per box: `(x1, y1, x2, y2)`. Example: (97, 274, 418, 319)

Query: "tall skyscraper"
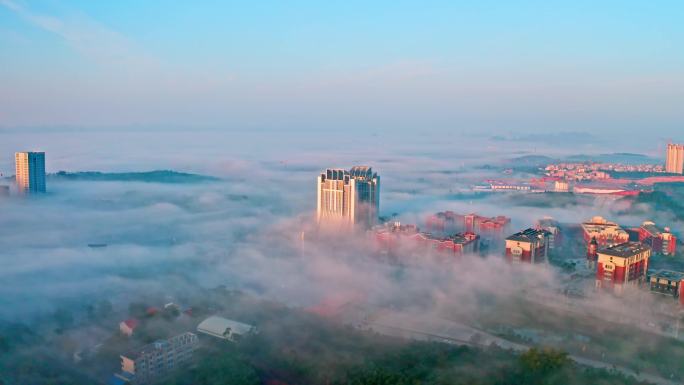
(15, 152, 46, 193)
(316, 166, 380, 228)
(666, 143, 684, 174)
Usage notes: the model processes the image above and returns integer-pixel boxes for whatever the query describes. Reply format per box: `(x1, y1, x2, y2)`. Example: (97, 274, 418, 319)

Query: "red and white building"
(581, 216, 629, 248)
(119, 318, 139, 337)
(636, 221, 677, 256)
(373, 222, 479, 258)
(595, 242, 651, 294)
(426, 212, 510, 239)
(504, 228, 550, 264)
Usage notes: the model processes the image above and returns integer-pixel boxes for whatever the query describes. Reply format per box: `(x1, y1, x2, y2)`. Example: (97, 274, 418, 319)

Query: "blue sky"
(1, 0, 683, 136)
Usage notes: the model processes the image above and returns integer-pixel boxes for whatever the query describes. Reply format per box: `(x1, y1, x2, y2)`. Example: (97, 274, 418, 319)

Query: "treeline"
(168, 300, 650, 385)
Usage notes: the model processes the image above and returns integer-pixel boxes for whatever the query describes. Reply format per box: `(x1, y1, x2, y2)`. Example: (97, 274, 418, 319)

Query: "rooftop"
(598, 242, 650, 258)
(349, 166, 376, 180)
(197, 316, 255, 340)
(648, 269, 684, 281)
(121, 332, 196, 360)
(506, 228, 550, 242)
(641, 221, 668, 236)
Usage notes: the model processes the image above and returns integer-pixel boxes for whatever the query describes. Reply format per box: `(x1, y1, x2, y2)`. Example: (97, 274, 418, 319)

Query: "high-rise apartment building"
(15, 151, 46, 193)
(316, 166, 380, 228)
(666, 143, 684, 174)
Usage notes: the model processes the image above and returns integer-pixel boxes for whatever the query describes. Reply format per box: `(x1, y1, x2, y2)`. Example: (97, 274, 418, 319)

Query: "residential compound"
(15, 151, 46, 193)
(596, 242, 651, 294)
(504, 228, 550, 264)
(316, 166, 380, 229)
(118, 332, 198, 384)
(666, 143, 684, 174)
(372, 222, 479, 258)
(581, 216, 630, 248)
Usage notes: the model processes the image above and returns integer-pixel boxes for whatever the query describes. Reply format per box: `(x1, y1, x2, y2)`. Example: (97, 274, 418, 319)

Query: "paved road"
(358, 309, 681, 385)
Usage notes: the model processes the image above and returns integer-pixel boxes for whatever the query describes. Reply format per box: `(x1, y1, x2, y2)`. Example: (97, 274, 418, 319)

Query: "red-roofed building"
(636, 221, 677, 256)
(581, 216, 629, 248)
(505, 228, 550, 264)
(426, 212, 510, 239)
(119, 318, 139, 337)
(373, 222, 479, 259)
(596, 242, 651, 294)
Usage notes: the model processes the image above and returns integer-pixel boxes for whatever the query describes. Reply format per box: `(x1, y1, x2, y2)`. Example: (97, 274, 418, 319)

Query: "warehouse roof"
(197, 316, 255, 340)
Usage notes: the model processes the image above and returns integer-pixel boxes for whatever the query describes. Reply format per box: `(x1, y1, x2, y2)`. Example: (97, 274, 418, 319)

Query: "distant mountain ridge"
(506, 152, 660, 167)
(50, 170, 219, 183)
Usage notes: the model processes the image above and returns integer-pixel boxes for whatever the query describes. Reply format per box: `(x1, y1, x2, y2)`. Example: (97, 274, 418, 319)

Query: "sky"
(1, 0, 683, 139)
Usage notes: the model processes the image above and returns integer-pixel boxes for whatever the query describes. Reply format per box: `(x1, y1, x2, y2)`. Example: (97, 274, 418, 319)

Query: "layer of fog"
(0, 131, 681, 385)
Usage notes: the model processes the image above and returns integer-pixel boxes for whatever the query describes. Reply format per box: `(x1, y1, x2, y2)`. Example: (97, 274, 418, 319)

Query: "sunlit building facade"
(665, 143, 684, 174)
(15, 151, 46, 193)
(595, 242, 650, 294)
(504, 228, 550, 264)
(637, 221, 677, 256)
(426, 211, 510, 240)
(316, 166, 380, 229)
(581, 216, 629, 248)
(372, 222, 479, 258)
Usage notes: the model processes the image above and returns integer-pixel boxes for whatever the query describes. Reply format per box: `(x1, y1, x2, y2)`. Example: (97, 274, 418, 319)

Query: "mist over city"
(2, 1, 684, 385)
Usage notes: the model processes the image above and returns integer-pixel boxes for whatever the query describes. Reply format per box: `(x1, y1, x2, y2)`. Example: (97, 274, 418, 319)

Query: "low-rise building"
(119, 319, 139, 337)
(581, 216, 629, 248)
(646, 270, 684, 305)
(373, 222, 421, 255)
(120, 332, 198, 384)
(504, 228, 550, 264)
(596, 242, 650, 294)
(411, 231, 480, 257)
(197, 316, 256, 341)
(426, 212, 510, 239)
(637, 221, 677, 256)
(120, 332, 198, 383)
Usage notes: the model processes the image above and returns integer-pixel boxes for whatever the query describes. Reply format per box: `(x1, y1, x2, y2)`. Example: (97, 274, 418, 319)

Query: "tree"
(517, 347, 572, 385)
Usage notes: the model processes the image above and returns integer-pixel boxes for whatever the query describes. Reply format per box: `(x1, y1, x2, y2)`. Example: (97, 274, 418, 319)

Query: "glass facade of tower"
(15, 152, 46, 193)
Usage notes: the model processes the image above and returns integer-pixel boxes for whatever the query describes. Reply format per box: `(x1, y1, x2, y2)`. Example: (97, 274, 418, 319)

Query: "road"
(356, 308, 681, 385)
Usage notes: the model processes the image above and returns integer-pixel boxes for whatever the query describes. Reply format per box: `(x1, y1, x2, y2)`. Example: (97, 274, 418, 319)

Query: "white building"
(120, 332, 198, 384)
(15, 151, 46, 193)
(196, 316, 256, 341)
(316, 166, 380, 229)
